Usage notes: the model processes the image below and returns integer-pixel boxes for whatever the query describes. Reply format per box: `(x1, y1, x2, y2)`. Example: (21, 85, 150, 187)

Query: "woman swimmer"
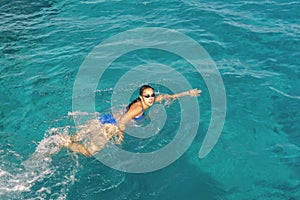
(58, 85, 201, 157)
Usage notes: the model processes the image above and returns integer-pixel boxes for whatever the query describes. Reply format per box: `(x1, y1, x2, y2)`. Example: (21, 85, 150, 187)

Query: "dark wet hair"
(126, 85, 154, 112)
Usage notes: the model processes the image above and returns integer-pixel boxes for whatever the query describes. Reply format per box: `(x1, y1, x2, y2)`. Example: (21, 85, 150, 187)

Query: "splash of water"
(0, 132, 77, 199)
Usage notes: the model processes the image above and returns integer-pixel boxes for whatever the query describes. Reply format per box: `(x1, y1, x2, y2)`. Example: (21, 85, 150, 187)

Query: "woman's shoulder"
(131, 101, 143, 110)
(125, 102, 143, 119)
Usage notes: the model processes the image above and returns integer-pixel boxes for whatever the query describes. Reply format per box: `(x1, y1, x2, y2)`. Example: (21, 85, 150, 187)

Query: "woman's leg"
(58, 134, 92, 157)
(66, 143, 92, 157)
(102, 124, 124, 144)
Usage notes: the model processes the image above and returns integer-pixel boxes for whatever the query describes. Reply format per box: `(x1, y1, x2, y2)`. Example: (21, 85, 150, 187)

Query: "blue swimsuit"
(98, 113, 117, 126)
(99, 107, 145, 126)
(133, 107, 145, 121)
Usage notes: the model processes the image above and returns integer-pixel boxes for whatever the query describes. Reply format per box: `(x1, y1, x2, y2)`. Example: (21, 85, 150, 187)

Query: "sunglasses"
(143, 93, 155, 98)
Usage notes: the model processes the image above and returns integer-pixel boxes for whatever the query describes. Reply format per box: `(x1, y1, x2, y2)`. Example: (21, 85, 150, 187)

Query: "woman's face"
(141, 88, 155, 107)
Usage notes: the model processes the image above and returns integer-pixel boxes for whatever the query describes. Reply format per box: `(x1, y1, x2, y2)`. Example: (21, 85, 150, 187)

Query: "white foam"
(0, 134, 76, 198)
(68, 111, 99, 116)
(0, 169, 8, 177)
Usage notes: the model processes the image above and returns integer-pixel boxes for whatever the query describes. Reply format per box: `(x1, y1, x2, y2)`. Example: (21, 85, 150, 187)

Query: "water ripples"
(0, 0, 299, 199)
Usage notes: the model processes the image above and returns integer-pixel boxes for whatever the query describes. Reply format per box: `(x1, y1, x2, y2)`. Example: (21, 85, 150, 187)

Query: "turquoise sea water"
(1, 0, 299, 199)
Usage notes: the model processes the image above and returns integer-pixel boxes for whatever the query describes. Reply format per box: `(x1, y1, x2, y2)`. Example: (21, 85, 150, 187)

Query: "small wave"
(270, 87, 300, 100)
(68, 111, 98, 116)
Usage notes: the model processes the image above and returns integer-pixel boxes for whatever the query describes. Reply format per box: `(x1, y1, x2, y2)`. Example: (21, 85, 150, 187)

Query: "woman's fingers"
(190, 88, 202, 96)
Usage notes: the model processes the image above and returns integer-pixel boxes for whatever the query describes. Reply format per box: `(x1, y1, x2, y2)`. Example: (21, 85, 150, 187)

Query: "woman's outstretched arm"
(155, 88, 201, 102)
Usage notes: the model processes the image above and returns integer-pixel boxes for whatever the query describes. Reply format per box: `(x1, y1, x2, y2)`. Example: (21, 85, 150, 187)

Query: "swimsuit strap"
(141, 106, 145, 113)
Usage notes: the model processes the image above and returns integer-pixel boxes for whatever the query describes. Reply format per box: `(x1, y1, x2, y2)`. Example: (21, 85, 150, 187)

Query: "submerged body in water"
(58, 119, 123, 157)
(55, 85, 201, 157)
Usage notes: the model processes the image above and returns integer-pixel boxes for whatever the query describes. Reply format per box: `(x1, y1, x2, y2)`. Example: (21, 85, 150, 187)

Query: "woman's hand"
(188, 88, 202, 96)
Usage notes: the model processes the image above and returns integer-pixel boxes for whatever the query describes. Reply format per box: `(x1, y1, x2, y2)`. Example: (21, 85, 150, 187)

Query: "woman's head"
(139, 85, 155, 107)
(139, 85, 154, 96)
(126, 85, 155, 112)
